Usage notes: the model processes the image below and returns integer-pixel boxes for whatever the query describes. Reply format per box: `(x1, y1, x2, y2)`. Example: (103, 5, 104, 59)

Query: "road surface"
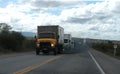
(0, 43, 120, 74)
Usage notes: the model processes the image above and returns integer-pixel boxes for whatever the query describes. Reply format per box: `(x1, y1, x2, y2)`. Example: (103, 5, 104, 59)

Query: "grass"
(95, 49, 120, 60)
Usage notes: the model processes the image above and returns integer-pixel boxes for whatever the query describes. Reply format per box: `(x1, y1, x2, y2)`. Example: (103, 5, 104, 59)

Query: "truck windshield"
(39, 33, 55, 38)
(64, 39, 68, 43)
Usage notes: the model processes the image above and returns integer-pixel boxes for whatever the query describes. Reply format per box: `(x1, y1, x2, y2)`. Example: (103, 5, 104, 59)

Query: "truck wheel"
(58, 46, 63, 54)
(58, 50, 62, 54)
(58, 50, 63, 54)
(36, 49, 39, 55)
(54, 48, 57, 55)
(54, 50, 57, 55)
(60, 49, 64, 54)
(36, 51, 39, 55)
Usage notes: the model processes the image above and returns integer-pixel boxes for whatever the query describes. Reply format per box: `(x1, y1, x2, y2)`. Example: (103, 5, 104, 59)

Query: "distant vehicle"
(64, 34, 72, 50)
(71, 39, 75, 49)
(36, 25, 64, 55)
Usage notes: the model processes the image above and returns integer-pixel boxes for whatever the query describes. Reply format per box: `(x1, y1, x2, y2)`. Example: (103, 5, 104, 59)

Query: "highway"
(0, 43, 120, 74)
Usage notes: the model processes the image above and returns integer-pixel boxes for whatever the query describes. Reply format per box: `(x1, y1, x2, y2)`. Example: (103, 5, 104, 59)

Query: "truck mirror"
(58, 35, 59, 38)
(34, 35, 37, 39)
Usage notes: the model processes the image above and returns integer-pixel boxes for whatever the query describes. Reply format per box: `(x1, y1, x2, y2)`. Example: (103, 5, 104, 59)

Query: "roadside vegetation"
(92, 41, 120, 59)
(0, 23, 35, 54)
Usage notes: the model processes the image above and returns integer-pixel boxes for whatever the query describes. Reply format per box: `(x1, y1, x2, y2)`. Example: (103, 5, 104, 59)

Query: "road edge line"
(88, 51, 105, 74)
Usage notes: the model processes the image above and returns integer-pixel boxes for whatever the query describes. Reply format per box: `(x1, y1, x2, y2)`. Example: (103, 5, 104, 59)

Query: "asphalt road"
(0, 43, 120, 74)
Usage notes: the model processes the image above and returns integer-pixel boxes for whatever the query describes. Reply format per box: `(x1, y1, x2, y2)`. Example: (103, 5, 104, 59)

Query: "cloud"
(60, 1, 113, 24)
(58, 0, 120, 40)
(0, 0, 120, 40)
(64, 17, 92, 24)
(19, 0, 85, 11)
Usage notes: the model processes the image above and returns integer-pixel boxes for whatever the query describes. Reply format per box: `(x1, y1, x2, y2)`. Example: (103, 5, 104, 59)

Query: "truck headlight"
(37, 44, 40, 47)
(51, 44, 54, 47)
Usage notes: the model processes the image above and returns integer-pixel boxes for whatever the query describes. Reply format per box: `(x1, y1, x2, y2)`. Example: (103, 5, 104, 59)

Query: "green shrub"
(92, 42, 120, 56)
(0, 31, 25, 52)
(22, 38, 36, 51)
(0, 23, 36, 52)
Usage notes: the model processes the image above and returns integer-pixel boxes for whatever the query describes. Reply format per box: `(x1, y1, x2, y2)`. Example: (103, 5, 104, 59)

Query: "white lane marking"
(88, 51, 105, 74)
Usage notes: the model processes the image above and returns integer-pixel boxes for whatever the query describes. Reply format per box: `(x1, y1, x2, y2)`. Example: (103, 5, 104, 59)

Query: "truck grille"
(40, 42, 51, 48)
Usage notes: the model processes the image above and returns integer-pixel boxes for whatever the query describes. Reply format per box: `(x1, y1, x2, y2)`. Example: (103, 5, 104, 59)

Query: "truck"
(64, 34, 72, 50)
(36, 25, 64, 55)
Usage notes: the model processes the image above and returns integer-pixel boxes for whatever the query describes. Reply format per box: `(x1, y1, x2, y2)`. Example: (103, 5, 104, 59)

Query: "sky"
(0, 0, 120, 41)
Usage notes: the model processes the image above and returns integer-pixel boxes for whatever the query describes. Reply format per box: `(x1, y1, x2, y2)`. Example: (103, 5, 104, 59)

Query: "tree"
(0, 23, 25, 51)
(0, 23, 11, 32)
(9, 31, 25, 51)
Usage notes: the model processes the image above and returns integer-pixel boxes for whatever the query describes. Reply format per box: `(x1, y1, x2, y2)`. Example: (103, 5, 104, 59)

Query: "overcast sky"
(0, 0, 120, 40)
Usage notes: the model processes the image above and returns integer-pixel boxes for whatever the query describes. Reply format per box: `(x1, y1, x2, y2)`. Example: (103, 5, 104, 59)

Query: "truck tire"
(58, 45, 63, 54)
(36, 49, 39, 55)
(36, 51, 39, 55)
(54, 48, 58, 55)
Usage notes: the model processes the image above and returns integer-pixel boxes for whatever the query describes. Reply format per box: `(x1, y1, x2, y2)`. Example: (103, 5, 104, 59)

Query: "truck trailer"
(36, 25, 64, 55)
(64, 34, 72, 50)
(71, 39, 75, 49)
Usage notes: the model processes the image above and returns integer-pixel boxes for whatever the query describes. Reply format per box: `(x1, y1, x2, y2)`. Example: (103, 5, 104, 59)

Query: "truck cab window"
(64, 39, 68, 43)
(39, 33, 55, 38)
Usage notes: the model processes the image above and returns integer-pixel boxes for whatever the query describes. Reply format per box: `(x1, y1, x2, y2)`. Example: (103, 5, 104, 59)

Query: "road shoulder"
(90, 49, 120, 74)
